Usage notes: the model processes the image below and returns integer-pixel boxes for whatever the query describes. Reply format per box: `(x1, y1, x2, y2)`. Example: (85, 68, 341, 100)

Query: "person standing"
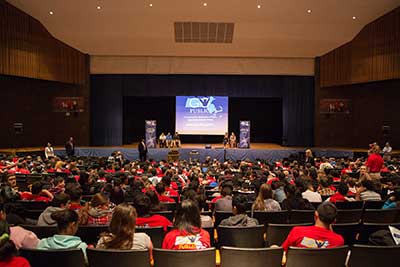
(229, 132, 236, 148)
(366, 144, 384, 181)
(138, 138, 148, 162)
(65, 137, 74, 157)
(382, 142, 392, 161)
(223, 132, 229, 148)
(44, 142, 55, 159)
(159, 133, 166, 148)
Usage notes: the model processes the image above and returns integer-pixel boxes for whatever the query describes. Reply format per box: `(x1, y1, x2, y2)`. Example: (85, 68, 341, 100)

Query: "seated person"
(162, 200, 210, 250)
(37, 193, 70, 226)
(183, 190, 213, 228)
(282, 202, 344, 251)
(355, 179, 382, 201)
(155, 183, 175, 203)
(0, 173, 20, 202)
(65, 185, 83, 211)
(251, 183, 281, 215)
(281, 184, 314, 211)
(301, 180, 322, 203)
(134, 194, 172, 231)
(220, 195, 258, 227)
(37, 209, 87, 261)
(20, 182, 53, 202)
(214, 183, 233, 212)
(383, 189, 400, 209)
(173, 132, 181, 148)
(0, 220, 31, 267)
(326, 183, 354, 203)
(49, 177, 65, 196)
(80, 193, 113, 225)
(97, 204, 152, 251)
(318, 177, 336, 197)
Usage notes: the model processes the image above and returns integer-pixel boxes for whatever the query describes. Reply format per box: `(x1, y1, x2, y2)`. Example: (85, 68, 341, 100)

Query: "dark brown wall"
(0, 1, 90, 148)
(320, 7, 400, 88)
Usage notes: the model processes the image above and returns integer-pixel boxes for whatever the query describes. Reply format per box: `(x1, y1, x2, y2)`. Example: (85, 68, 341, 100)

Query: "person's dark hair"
(361, 179, 375, 191)
(337, 183, 349, 196)
(51, 209, 79, 233)
(90, 193, 109, 208)
(317, 202, 337, 225)
(54, 177, 64, 186)
(145, 190, 163, 211)
(0, 220, 17, 261)
(65, 185, 82, 202)
(31, 181, 43, 195)
(173, 199, 201, 234)
(133, 194, 152, 217)
(284, 184, 302, 199)
(253, 183, 273, 211)
(221, 184, 233, 197)
(162, 176, 172, 187)
(320, 178, 330, 188)
(232, 194, 248, 214)
(50, 193, 70, 207)
(155, 182, 166, 195)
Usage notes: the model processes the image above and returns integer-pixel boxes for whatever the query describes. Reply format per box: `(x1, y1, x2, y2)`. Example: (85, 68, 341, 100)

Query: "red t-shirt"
(211, 195, 222, 203)
(162, 228, 210, 250)
(282, 226, 344, 251)
(136, 215, 173, 231)
(20, 193, 51, 203)
(158, 195, 176, 203)
(0, 256, 31, 267)
(366, 153, 384, 173)
(329, 192, 347, 203)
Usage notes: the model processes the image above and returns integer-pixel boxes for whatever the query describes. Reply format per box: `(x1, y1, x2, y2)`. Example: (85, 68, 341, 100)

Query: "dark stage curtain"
(91, 75, 314, 147)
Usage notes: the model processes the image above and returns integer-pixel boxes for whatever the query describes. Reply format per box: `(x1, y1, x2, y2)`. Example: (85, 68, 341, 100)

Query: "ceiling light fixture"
(257, 5, 261, 9)
(352, 16, 357, 20)
(149, 3, 153, 7)
(203, 3, 207, 7)
(49, 11, 54, 15)
(307, 9, 312, 14)
(97, 6, 101, 10)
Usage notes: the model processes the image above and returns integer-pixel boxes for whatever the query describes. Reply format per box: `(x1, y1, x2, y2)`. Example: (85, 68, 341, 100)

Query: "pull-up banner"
(239, 121, 250, 148)
(145, 120, 157, 148)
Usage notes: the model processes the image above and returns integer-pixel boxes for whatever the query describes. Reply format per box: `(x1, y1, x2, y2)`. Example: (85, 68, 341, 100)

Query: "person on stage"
(166, 132, 173, 148)
(229, 132, 236, 148)
(65, 137, 74, 157)
(159, 133, 166, 148)
(45, 142, 55, 159)
(138, 138, 148, 162)
(173, 132, 181, 148)
(223, 132, 229, 148)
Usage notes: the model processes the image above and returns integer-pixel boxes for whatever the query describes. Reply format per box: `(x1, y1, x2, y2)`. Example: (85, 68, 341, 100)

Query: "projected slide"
(176, 96, 228, 135)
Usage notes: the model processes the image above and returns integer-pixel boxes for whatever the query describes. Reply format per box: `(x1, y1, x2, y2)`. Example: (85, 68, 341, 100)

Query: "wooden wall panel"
(0, 0, 88, 84)
(320, 7, 400, 87)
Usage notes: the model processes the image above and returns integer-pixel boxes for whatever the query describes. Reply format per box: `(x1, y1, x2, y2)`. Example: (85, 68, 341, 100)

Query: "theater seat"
(252, 210, 289, 225)
(289, 210, 315, 224)
(335, 209, 363, 223)
(357, 223, 400, 244)
(214, 211, 234, 226)
(76, 225, 109, 245)
(266, 223, 312, 246)
(87, 248, 149, 267)
(286, 246, 349, 267)
(136, 226, 165, 248)
(332, 223, 361, 245)
(150, 210, 174, 222)
(217, 225, 265, 248)
(347, 245, 400, 267)
(153, 248, 216, 267)
(335, 201, 363, 210)
(362, 208, 400, 223)
(220, 246, 283, 267)
(20, 225, 57, 239)
(20, 248, 85, 267)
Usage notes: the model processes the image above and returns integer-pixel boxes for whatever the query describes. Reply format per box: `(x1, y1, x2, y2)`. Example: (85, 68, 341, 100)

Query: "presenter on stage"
(229, 132, 237, 148)
(138, 138, 148, 161)
(173, 132, 181, 148)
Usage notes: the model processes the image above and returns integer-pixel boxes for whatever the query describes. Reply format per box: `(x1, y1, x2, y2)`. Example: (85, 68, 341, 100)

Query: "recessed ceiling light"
(96, 6, 101, 10)
(257, 5, 261, 9)
(49, 11, 54, 15)
(307, 9, 312, 14)
(352, 16, 357, 20)
(203, 3, 207, 7)
(149, 3, 153, 7)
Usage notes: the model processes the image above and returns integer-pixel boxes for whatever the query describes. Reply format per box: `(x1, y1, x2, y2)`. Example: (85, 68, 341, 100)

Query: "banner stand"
(239, 121, 250, 148)
(145, 120, 157, 148)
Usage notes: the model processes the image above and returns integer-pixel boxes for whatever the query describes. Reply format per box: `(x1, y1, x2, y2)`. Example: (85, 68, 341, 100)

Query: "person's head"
(155, 182, 166, 195)
(54, 177, 65, 188)
(50, 193, 70, 208)
(65, 185, 82, 203)
(257, 183, 273, 200)
(305, 149, 313, 158)
(31, 182, 43, 195)
(284, 184, 302, 199)
(359, 165, 367, 175)
(162, 176, 172, 187)
(315, 202, 337, 227)
(337, 183, 349, 196)
(173, 199, 201, 234)
(51, 209, 79, 235)
(133, 194, 152, 217)
(104, 204, 137, 249)
(232, 194, 248, 215)
(47, 142, 52, 147)
(220, 182, 233, 197)
(0, 220, 17, 261)
(5, 173, 16, 188)
(145, 190, 160, 208)
(361, 179, 375, 191)
(320, 177, 330, 188)
(90, 193, 109, 209)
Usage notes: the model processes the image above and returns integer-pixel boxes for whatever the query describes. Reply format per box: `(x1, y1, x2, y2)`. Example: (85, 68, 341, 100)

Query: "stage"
(1, 143, 360, 162)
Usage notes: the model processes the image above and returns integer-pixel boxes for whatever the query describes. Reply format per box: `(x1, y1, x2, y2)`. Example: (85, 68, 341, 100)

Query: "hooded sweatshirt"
(87, 207, 112, 225)
(37, 235, 87, 260)
(37, 207, 65, 226)
(219, 213, 259, 227)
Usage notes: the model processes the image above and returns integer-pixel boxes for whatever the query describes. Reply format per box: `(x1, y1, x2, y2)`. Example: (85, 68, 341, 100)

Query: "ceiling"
(7, 0, 400, 58)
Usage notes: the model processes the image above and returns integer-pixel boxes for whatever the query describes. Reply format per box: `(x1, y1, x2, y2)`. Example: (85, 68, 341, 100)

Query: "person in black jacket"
(65, 137, 75, 157)
(138, 138, 148, 162)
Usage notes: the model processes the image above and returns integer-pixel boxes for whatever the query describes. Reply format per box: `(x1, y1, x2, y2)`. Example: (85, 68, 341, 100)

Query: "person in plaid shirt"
(85, 193, 113, 225)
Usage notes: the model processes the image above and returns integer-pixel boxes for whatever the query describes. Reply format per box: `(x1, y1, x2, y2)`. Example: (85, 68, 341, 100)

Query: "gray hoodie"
(219, 214, 259, 227)
(37, 207, 65, 226)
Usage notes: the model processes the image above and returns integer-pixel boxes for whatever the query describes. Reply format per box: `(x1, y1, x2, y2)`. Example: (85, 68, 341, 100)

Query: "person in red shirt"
(65, 185, 84, 211)
(134, 194, 172, 231)
(155, 183, 175, 203)
(365, 145, 384, 180)
(20, 182, 53, 202)
(162, 200, 210, 250)
(0, 221, 31, 267)
(282, 202, 344, 251)
(327, 183, 353, 203)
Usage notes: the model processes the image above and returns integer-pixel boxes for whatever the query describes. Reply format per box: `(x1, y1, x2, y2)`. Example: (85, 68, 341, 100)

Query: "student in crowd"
(282, 202, 344, 251)
(326, 183, 354, 203)
(162, 200, 210, 250)
(20, 182, 53, 202)
(366, 145, 384, 181)
(37, 209, 87, 260)
(251, 183, 281, 216)
(134, 194, 172, 231)
(37, 193, 71, 226)
(155, 183, 175, 203)
(281, 184, 314, 211)
(220, 195, 258, 227)
(318, 177, 336, 197)
(97, 203, 152, 251)
(80, 193, 113, 225)
(383, 189, 400, 209)
(183, 190, 213, 228)
(301, 180, 322, 203)
(355, 179, 382, 201)
(65, 185, 83, 211)
(214, 183, 233, 212)
(0, 220, 31, 267)
(49, 177, 65, 196)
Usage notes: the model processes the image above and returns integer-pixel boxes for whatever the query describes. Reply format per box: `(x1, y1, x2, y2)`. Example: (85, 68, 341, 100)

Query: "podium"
(167, 148, 179, 162)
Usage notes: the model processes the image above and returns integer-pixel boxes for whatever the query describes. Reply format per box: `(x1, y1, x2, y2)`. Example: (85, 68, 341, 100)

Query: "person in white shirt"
(159, 133, 166, 148)
(302, 181, 322, 203)
(383, 142, 392, 161)
(44, 142, 55, 159)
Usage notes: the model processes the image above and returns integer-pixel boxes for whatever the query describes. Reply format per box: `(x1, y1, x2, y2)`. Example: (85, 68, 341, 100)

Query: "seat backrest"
(252, 210, 289, 225)
(76, 225, 109, 245)
(87, 248, 150, 267)
(362, 209, 400, 223)
(289, 210, 315, 224)
(332, 223, 361, 245)
(167, 226, 215, 247)
(20, 248, 85, 267)
(214, 211, 234, 226)
(357, 223, 400, 244)
(336, 209, 363, 223)
(348, 245, 400, 267)
(220, 246, 283, 267)
(217, 225, 265, 248)
(160, 202, 177, 211)
(363, 201, 385, 209)
(266, 223, 312, 246)
(153, 248, 216, 267)
(150, 210, 174, 222)
(335, 201, 363, 210)
(136, 226, 164, 248)
(20, 225, 58, 239)
(286, 246, 349, 267)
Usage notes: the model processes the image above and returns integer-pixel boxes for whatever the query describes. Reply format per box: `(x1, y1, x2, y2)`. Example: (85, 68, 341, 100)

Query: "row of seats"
(20, 245, 400, 267)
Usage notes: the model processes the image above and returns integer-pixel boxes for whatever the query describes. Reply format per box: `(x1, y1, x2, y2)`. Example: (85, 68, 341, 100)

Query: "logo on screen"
(185, 96, 223, 115)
